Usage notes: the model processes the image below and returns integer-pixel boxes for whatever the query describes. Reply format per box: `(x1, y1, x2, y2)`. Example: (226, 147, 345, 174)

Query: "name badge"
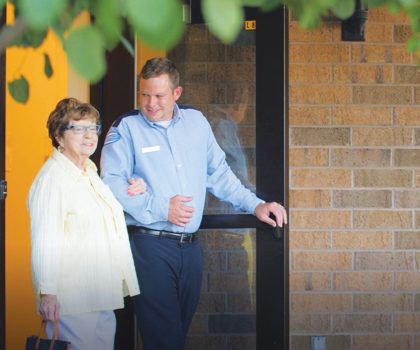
(142, 145, 160, 153)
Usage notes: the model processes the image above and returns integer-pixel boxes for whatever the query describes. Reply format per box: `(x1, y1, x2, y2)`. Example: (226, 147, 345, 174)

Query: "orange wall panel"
(5, 17, 68, 350)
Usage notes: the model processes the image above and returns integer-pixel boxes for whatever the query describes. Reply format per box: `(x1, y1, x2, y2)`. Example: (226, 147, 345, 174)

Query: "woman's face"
(56, 117, 99, 168)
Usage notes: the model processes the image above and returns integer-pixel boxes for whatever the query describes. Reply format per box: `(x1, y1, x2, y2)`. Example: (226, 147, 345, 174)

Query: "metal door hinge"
(0, 180, 7, 200)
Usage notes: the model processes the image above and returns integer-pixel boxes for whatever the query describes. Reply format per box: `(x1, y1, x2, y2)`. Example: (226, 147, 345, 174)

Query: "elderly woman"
(27, 98, 145, 350)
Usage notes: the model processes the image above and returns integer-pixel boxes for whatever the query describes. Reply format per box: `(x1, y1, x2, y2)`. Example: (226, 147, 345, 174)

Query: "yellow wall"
(5, 6, 88, 349)
(136, 41, 165, 77)
(4, 13, 154, 350)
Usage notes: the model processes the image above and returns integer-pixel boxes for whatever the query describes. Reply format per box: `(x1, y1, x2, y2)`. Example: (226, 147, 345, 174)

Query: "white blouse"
(28, 149, 140, 315)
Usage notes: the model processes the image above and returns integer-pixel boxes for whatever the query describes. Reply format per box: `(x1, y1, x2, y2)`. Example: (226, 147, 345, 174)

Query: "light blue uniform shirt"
(100, 105, 263, 233)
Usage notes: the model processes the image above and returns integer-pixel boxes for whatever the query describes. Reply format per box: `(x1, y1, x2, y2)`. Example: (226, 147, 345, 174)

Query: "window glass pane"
(168, 24, 256, 215)
(187, 228, 256, 350)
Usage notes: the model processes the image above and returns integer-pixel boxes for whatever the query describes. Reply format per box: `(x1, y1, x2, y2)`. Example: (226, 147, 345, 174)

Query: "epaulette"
(178, 104, 200, 112)
(111, 109, 140, 127)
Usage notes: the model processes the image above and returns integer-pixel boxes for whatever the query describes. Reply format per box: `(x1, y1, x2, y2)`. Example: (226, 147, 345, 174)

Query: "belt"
(127, 226, 198, 243)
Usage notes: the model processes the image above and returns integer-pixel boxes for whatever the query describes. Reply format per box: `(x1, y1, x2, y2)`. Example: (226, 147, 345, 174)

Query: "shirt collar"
(140, 104, 181, 127)
(52, 148, 97, 178)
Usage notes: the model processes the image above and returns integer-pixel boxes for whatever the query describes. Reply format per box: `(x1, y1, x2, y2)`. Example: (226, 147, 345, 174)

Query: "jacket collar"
(51, 148, 97, 179)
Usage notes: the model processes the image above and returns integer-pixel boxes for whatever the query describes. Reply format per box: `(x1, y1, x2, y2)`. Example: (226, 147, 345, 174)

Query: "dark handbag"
(26, 321, 71, 350)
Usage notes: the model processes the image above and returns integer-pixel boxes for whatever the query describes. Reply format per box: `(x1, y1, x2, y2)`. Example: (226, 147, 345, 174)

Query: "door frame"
(200, 6, 289, 349)
(91, 5, 289, 350)
(0, 7, 6, 350)
(255, 7, 289, 348)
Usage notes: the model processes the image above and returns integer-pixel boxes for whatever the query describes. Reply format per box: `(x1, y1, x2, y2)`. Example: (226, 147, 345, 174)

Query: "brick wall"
(289, 7, 420, 350)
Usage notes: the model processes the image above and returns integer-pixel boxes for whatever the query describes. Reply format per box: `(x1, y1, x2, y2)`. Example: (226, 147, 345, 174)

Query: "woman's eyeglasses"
(65, 124, 102, 135)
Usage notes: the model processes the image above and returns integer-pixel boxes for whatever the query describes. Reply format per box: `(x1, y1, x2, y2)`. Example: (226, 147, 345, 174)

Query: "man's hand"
(127, 178, 147, 196)
(39, 294, 60, 321)
(254, 202, 287, 227)
(168, 195, 194, 227)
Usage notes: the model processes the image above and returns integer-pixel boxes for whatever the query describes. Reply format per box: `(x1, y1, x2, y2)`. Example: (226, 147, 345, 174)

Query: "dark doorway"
(90, 35, 137, 350)
(91, 4, 288, 350)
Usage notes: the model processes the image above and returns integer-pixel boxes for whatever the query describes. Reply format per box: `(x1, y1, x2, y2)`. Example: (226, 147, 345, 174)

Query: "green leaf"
(386, 2, 401, 14)
(331, 0, 356, 20)
(50, 1, 85, 40)
(11, 27, 48, 48)
(19, 0, 67, 30)
(407, 36, 420, 53)
(43, 53, 53, 78)
(8, 76, 29, 104)
(0, 0, 6, 11)
(400, 0, 418, 6)
(260, 0, 284, 11)
(139, 14, 185, 50)
(127, 0, 185, 50)
(240, 0, 265, 6)
(70, 0, 92, 14)
(202, 0, 244, 43)
(365, 0, 385, 7)
(64, 25, 106, 83)
(298, 4, 323, 29)
(94, 0, 123, 50)
(126, 0, 176, 32)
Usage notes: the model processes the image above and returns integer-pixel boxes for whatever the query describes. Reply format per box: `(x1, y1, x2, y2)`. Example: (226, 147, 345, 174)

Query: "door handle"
(0, 180, 7, 200)
(272, 226, 284, 240)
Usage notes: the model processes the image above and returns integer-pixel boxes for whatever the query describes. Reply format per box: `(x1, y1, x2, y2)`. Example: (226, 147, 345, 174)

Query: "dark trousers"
(130, 233, 203, 350)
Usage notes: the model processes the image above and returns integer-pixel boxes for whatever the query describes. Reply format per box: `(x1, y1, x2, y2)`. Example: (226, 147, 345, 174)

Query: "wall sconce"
(341, 0, 368, 41)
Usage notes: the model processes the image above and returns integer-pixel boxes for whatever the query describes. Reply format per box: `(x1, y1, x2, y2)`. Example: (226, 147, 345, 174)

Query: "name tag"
(142, 145, 160, 153)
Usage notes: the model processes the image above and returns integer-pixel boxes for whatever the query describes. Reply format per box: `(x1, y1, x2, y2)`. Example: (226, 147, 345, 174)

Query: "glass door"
(91, 4, 288, 349)
(167, 5, 289, 349)
(168, 21, 259, 350)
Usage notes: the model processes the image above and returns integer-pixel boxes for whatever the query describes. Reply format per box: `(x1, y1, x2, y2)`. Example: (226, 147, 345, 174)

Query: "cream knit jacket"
(28, 149, 140, 315)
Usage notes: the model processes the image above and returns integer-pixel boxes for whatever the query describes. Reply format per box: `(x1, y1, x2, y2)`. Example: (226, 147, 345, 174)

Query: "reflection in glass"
(187, 229, 256, 350)
(168, 24, 256, 215)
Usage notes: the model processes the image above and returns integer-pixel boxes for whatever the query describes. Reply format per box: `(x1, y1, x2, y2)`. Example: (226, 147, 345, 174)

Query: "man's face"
(138, 73, 182, 122)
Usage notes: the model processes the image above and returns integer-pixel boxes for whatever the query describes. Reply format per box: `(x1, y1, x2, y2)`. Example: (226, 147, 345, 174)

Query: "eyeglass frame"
(64, 123, 102, 135)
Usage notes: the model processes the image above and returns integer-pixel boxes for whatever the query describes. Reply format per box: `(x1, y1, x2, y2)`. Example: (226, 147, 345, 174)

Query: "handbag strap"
(35, 320, 61, 350)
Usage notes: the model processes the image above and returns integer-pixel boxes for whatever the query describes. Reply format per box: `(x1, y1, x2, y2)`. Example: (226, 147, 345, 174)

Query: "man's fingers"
(261, 214, 276, 227)
(175, 195, 193, 203)
(255, 202, 288, 228)
(182, 205, 194, 214)
(267, 202, 287, 227)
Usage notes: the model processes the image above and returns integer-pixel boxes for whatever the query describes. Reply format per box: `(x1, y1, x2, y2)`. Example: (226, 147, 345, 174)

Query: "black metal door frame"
(91, 5, 289, 350)
(199, 6, 289, 349)
(0, 7, 6, 350)
(255, 7, 289, 348)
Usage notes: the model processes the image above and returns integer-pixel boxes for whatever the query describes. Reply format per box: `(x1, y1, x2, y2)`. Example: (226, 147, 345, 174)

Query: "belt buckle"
(179, 233, 192, 243)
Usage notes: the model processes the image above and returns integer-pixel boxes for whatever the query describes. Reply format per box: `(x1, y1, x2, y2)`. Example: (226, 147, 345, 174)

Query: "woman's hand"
(127, 178, 147, 196)
(39, 294, 60, 321)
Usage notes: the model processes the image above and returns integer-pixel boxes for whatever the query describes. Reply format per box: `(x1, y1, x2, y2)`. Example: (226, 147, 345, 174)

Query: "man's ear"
(174, 86, 183, 101)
